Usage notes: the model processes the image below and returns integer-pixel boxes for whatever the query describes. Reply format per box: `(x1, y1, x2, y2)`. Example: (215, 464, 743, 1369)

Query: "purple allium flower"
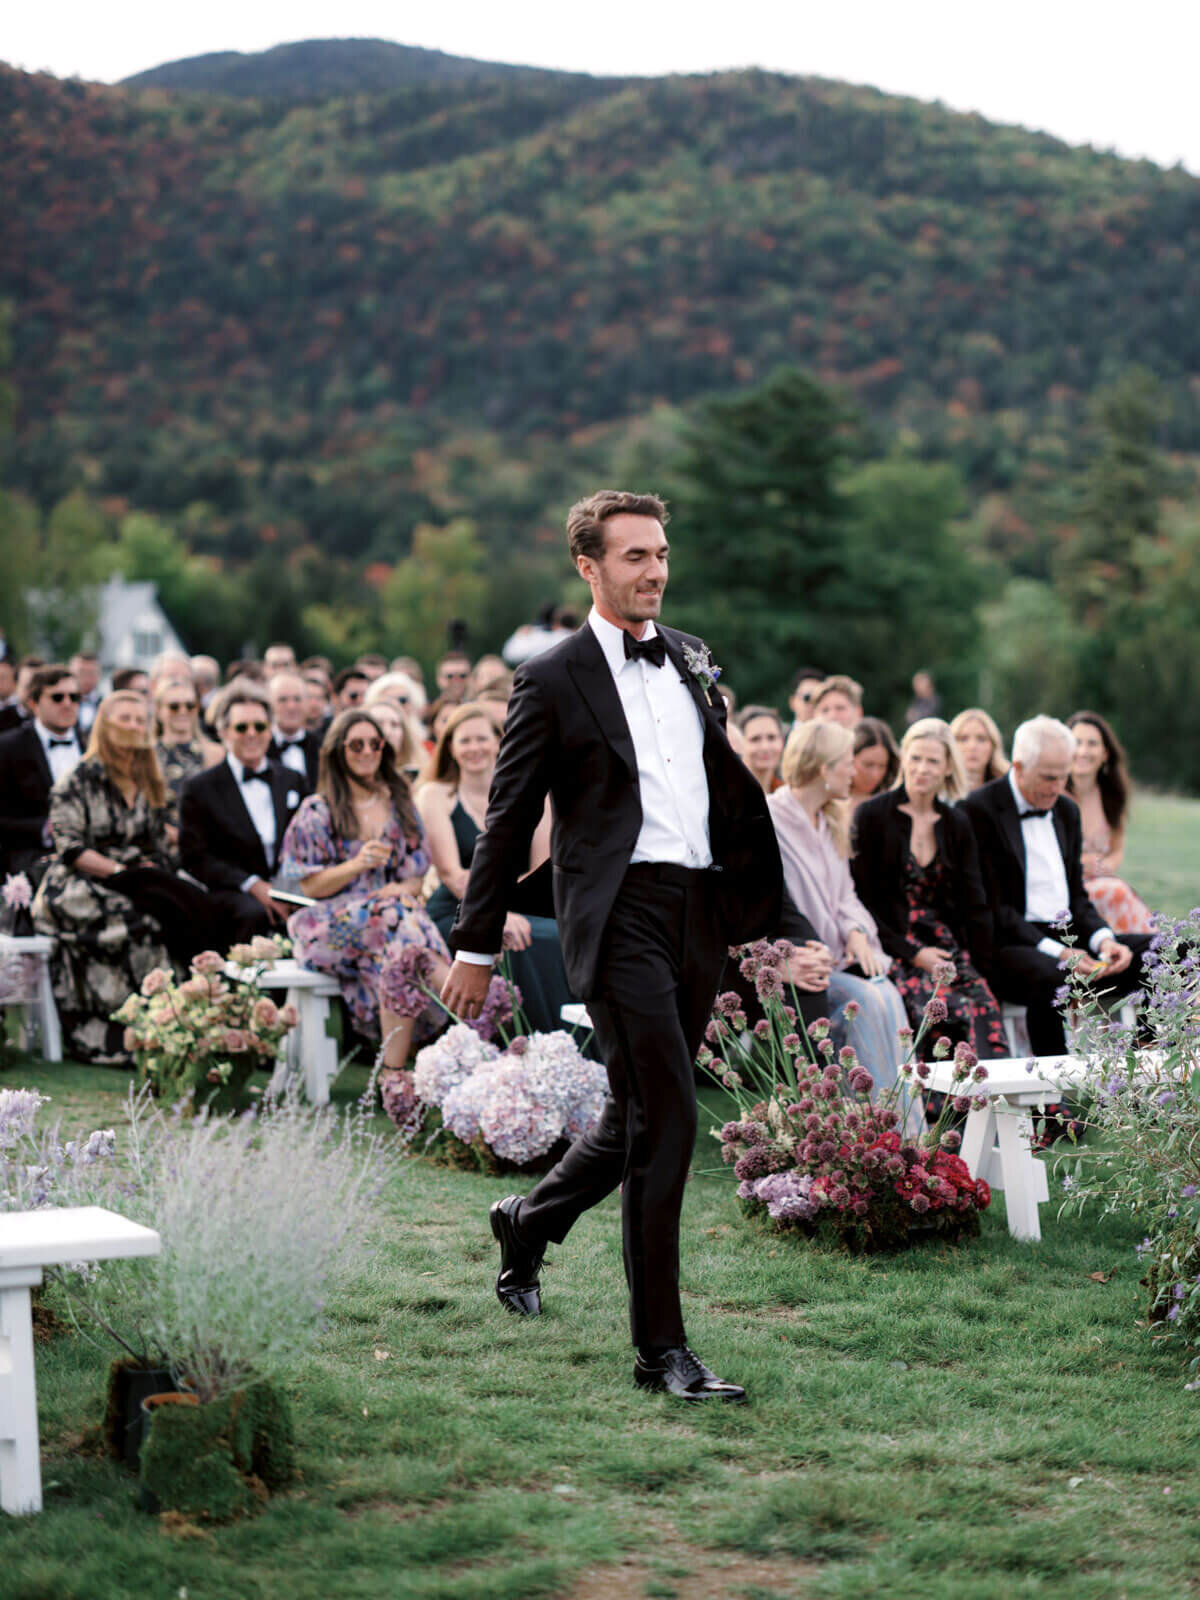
(843, 1000, 861, 1022)
(754, 1019, 771, 1039)
(910, 1193, 931, 1215)
(782, 1034, 801, 1053)
(705, 1019, 727, 1046)
(734, 1145, 775, 1181)
(715, 991, 743, 1019)
(952, 1096, 972, 1114)
(940, 1130, 962, 1151)
(848, 1067, 874, 1096)
(809, 1018, 831, 1041)
(971, 1095, 988, 1111)
(915, 1061, 931, 1082)
(932, 1036, 951, 1059)
(924, 997, 948, 1024)
(720, 1121, 743, 1143)
(838, 1046, 857, 1065)
(816, 1140, 836, 1162)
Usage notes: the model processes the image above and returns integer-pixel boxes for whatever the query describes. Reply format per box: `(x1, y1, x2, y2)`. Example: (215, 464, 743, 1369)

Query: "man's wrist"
(1089, 927, 1116, 956)
(240, 874, 261, 893)
(456, 950, 496, 967)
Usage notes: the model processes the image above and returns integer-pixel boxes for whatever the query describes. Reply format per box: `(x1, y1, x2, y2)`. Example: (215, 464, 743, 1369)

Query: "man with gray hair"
(961, 714, 1152, 1055)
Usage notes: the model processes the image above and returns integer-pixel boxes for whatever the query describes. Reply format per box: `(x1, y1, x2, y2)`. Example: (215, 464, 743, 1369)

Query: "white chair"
(253, 960, 344, 1105)
(0, 936, 62, 1062)
(0, 1207, 161, 1514)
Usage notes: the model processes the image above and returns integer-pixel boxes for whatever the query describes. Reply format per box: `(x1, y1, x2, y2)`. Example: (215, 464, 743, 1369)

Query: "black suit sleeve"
(849, 802, 918, 964)
(450, 667, 553, 957)
(961, 794, 1040, 949)
(179, 776, 247, 893)
(946, 808, 994, 975)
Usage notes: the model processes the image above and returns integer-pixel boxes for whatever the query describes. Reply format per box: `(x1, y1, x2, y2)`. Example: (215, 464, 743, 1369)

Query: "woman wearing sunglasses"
(153, 677, 223, 824)
(279, 709, 455, 1070)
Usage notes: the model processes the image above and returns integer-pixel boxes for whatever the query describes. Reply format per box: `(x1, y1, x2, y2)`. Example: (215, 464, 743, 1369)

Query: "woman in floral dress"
(1066, 711, 1154, 936)
(279, 710, 453, 1069)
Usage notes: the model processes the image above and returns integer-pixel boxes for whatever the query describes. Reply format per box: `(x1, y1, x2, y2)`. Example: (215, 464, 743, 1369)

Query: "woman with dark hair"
(32, 692, 218, 1063)
(279, 709, 453, 1068)
(417, 702, 579, 1037)
(736, 705, 785, 794)
(850, 717, 899, 816)
(1066, 710, 1153, 936)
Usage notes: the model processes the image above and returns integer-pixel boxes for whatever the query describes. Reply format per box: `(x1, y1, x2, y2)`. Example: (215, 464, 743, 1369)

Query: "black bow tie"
(623, 630, 666, 669)
(48, 737, 75, 749)
(242, 769, 271, 785)
(1020, 806, 1053, 821)
(279, 736, 304, 747)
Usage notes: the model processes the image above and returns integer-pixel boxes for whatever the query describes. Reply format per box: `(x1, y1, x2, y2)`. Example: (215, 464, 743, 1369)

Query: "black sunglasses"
(166, 700, 197, 713)
(345, 736, 384, 755)
(231, 720, 270, 735)
(47, 691, 81, 703)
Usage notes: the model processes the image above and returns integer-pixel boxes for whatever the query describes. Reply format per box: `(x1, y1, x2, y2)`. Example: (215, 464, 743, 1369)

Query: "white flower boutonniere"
(681, 642, 722, 696)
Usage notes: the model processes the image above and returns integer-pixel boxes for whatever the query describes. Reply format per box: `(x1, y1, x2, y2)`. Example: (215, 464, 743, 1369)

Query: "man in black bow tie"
(267, 671, 319, 789)
(179, 679, 304, 941)
(961, 714, 1153, 1055)
(442, 490, 784, 1402)
(0, 664, 84, 879)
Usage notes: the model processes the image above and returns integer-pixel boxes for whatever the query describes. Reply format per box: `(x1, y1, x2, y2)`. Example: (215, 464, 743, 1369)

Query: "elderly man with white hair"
(961, 715, 1153, 1056)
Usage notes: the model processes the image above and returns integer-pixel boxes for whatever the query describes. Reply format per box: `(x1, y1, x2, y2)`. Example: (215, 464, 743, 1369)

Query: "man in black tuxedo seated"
(267, 672, 320, 790)
(961, 715, 1152, 1056)
(0, 656, 45, 736)
(442, 490, 784, 1403)
(179, 679, 305, 942)
(0, 664, 84, 880)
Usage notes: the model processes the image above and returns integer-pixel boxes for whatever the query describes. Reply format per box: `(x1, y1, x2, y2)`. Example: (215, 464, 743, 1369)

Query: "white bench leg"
(295, 990, 338, 1106)
(960, 1103, 997, 1182)
(34, 961, 62, 1063)
(994, 1106, 1043, 1242)
(0, 1272, 43, 1515)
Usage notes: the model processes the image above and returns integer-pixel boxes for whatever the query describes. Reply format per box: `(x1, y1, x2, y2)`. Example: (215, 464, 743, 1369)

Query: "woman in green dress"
(417, 702, 577, 1037)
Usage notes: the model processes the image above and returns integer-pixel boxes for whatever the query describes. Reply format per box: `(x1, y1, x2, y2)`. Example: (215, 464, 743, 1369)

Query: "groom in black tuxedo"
(443, 490, 783, 1401)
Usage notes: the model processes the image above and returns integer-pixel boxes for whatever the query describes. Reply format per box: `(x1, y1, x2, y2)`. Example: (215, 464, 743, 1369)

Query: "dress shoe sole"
(633, 1370, 747, 1402)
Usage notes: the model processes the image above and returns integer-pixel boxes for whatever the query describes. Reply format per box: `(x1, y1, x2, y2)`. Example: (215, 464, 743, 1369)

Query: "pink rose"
(278, 1003, 299, 1028)
(178, 977, 209, 1003)
(140, 969, 170, 997)
(250, 935, 280, 961)
(191, 951, 225, 975)
(223, 1028, 248, 1053)
(252, 998, 280, 1029)
(227, 943, 255, 967)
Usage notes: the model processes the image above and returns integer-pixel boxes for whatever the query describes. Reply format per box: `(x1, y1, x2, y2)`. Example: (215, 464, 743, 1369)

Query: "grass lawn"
(2, 796, 1198, 1598)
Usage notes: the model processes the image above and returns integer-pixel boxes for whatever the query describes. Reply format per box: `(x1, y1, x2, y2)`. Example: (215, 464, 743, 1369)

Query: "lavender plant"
(1057, 913, 1200, 1380)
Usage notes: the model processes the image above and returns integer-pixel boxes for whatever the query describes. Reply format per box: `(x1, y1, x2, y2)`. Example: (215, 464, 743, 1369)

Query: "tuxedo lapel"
(1051, 802, 1071, 865)
(565, 627, 637, 777)
(993, 780, 1027, 884)
(660, 630, 724, 736)
(219, 761, 268, 869)
(25, 726, 52, 790)
(269, 767, 299, 870)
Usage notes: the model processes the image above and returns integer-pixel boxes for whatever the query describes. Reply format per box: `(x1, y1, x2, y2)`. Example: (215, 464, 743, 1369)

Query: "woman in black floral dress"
(851, 718, 1007, 1061)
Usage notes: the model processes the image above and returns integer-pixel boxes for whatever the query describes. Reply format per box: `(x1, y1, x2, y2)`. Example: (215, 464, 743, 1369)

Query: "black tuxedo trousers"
(519, 862, 727, 1353)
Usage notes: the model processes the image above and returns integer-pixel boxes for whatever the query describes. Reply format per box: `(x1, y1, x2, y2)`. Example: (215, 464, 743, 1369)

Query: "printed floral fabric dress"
(890, 851, 1008, 1061)
(155, 739, 208, 827)
(1083, 822, 1154, 937)
(279, 794, 450, 1041)
(32, 762, 175, 1065)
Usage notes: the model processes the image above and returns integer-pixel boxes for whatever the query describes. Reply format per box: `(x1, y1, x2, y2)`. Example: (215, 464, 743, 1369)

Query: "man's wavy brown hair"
(566, 490, 669, 564)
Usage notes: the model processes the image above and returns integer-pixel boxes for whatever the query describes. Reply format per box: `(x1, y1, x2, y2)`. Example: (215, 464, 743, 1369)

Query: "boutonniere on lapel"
(681, 642, 722, 701)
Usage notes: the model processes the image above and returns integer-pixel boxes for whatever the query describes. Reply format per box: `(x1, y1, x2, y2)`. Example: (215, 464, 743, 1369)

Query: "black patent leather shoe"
(634, 1346, 747, 1402)
(490, 1195, 544, 1316)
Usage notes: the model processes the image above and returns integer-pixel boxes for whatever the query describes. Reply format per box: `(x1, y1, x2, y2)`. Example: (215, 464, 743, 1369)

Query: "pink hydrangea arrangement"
(112, 937, 298, 1113)
(707, 941, 991, 1253)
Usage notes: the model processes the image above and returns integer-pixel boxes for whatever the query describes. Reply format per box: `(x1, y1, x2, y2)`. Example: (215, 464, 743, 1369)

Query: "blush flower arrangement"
(112, 935, 298, 1113)
(373, 952, 607, 1174)
(1056, 912, 1200, 1382)
(704, 939, 992, 1253)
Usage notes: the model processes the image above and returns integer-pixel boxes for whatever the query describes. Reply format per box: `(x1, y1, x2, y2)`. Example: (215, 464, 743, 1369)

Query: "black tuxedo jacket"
(267, 731, 320, 792)
(450, 621, 784, 999)
(0, 722, 83, 874)
(178, 758, 304, 893)
(850, 787, 993, 973)
(0, 705, 31, 737)
(960, 774, 1104, 953)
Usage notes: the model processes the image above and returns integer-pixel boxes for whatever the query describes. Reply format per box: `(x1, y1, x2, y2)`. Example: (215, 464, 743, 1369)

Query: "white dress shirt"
(273, 727, 309, 776)
(227, 753, 276, 892)
(457, 608, 714, 966)
(1009, 771, 1112, 960)
(35, 720, 82, 786)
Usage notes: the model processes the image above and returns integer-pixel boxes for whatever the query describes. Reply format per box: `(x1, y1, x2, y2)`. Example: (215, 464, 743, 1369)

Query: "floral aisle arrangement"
(375, 948, 607, 1172)
(1, 1082, 391, 1516)
(1058, 914, 1200, 1383)
(113, 936, 298, 1113)
(705, 939, 992, 1253)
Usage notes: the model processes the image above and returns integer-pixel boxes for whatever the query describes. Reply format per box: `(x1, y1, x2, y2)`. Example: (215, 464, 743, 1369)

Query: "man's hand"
(249, 880, 286, 924)
(913, 946, 954, 976)
(502, 912, 533, 952)
(441, 959, 493, 1020)
(1095, 938, 1133, 977)
(785, 942, 832, 993)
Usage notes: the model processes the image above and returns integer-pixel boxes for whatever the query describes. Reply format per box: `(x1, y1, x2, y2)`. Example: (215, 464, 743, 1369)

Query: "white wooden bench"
(253, 959, 343, 1105)
(0, 936, 62, 1063)
(0, 1206, 161, 1514)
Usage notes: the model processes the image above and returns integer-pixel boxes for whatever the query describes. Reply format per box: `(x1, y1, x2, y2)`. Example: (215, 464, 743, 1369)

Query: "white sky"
(7, 1, 1200, 174)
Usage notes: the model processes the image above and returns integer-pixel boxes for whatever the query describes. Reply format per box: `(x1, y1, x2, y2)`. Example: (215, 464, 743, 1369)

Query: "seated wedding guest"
(364, 672, 427, 746)
(0, 664, 84, 879)
(70, 651, 103, 737)
(389, 655, 425, 691)
(0, 655, 18, 718)
(0, 656, 45, 734)
(950, 708, 1009, 793)
(905, 670, 942, 726)
(810, 674, 863, 728)
(852, 719, 1007, 1060)
(850, 718, 899, 816)
(1066, 710, 1153, 936)
(787, 665, 828, 732)
(149, 652, 193, 695)
(190, 655, 221, 719)
(331, 665, 369, 715)
(267, 671, 320, 788)
(111, 667, 150, 701)
(153, 678, 223, 820)
(418, 702, 578, 1036)
(301, 654, 334, 680)
(280, 709, 452, 1069)
(303, 672, 331, 732)
(364, 678, 424, 775)
(263, 642, 297, 676)
(31, 692, 218, 1063)
(476, 686, 511, 736)
(435, 651, 472, 704)
(737, 705, 785, 794)
(962, 715, 1153, 1056)
(355, 652, 388, 683)
(425, 693, 457, 748)
(224, 657, 265, 684)
(179, 679, 305, 940)
(768, 720, 913, 1103)
(467, 654, 510, 697)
